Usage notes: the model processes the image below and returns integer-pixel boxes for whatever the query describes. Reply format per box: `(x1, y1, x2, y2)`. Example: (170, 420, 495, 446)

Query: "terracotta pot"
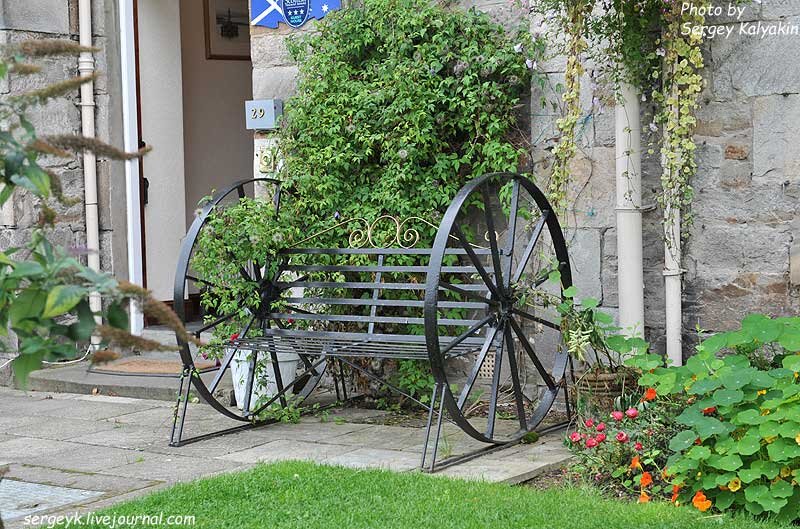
(573, 371, 630, 413)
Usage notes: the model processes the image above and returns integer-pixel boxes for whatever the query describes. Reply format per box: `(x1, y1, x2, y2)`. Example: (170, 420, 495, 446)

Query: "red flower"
(694, 437, 702, 445)
(625, 407, 639, 419)
(702, 406, 716, 416)
(634, 442, 643, 451)
(611, 410, 624, 421)
(642, 388, 657, 401)
(595, 433, 607, 443)
(616, 431, 629, 443)
(585, 437, 598, 448)
(584, 418, 595, 428)
(595, 422, 606, 432)
(230, 333, 239, 341)
(671, 485, 681, 504)
(569, 432, 581, 443)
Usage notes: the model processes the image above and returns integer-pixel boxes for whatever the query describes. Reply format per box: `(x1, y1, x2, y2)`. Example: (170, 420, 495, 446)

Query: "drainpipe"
(615, 83, 644, 339)
(78, 0, 102, 335)
(664, 207, 682, 365)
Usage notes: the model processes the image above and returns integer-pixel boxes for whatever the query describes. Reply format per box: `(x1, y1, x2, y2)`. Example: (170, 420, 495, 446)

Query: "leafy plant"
(0, 40, 189, 385)
(394, 359, 435, 405)
(627, 314, 800, 522)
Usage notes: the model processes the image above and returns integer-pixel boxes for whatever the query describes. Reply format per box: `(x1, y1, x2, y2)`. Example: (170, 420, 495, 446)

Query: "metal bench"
(170, 172, 573, 471)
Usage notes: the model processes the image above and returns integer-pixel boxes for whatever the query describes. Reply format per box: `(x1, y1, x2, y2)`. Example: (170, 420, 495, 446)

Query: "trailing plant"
(626, 314, 800, 522)
(0, 40, 188, 385)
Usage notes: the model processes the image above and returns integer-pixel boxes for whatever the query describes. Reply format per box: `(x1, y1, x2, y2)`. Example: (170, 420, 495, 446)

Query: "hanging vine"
(546, 0, 589, 217)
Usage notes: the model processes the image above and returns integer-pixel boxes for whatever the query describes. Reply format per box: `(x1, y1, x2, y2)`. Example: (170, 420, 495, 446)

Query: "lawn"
(60, 461, 791, 529)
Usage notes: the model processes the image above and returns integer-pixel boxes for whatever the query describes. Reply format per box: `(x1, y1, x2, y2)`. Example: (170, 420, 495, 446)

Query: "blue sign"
(250, 0, 341, 29)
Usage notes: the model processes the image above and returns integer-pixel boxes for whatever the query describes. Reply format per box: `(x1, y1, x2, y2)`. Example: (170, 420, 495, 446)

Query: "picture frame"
(203, 0, 251, 61)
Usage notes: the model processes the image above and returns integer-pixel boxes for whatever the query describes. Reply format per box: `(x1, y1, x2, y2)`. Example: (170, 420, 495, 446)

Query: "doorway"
(135, 0, 254, 311)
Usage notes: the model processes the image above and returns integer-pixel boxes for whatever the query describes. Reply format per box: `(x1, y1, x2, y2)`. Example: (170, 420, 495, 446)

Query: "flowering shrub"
(566, 388, 684, 503)
(627, 314, 800, 523)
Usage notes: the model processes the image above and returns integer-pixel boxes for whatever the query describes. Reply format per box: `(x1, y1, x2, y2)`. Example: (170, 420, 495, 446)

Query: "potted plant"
(556, 286, 648, 413)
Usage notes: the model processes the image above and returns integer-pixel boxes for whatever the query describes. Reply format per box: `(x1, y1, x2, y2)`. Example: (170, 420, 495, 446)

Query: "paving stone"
(67, 424, 172, 451)
(35, 400, 161, 421)
(105, 454, 243, 483)
(219, 439, 357, 465)
(323, 425, 424, 451)
(0, 479, 103, 522)
(323, 448, 421, 472)
(6, 417, 119, 442)
(25, 445, 159, 474)
(3, 463, 157, 496)
(0, 437, 79, 462)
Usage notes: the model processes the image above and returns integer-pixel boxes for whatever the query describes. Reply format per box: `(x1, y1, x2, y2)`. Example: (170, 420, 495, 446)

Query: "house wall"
(0, 0, 128, 384)
(248, 0, 800, 361)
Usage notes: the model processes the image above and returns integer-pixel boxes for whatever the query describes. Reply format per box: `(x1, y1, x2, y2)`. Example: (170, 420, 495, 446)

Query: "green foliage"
(394, 359, 435, 405)
(280, 0, 538, 240)
(626, 314, 800, 522)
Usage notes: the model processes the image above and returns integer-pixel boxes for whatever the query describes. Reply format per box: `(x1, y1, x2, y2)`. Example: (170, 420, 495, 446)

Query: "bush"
(627, 314, 800, 523)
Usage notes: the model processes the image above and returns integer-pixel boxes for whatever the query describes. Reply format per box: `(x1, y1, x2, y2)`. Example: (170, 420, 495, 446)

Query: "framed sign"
(250, 0, 341, 29)
(204, 0, 251, 60)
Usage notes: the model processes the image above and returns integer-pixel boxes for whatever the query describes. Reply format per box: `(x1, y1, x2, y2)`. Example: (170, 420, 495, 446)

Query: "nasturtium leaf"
(778, 328, 800, 352)
(720, 368, 755, 390)
(715, 491, 735, 510)
(782, 354, 800, 372)
(748, 370, 775, 389)
(758, 421, 781, 439)
(737, 434, 762, 456)
(669, 430, 698, 452)
(686, 445, 711, 460)
(767, 438, 800, 461)
(696, 416, 732, 438)
(714, 436, 735, 455)
(713, 388, 744, 407)
(745, 483, 788, 513)
(742, 313, 782, 343)
(778, 421, 799, 438)
(42, 285, 84, 319)
(699, 332, 728, 354)
(708, 454, 743, 472)
(772, 480, 794, 498)
(689, 377, 721, 394)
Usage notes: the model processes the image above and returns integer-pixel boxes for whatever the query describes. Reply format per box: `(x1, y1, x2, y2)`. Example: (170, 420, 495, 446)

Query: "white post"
(664, 205, 682, 366)
(615, 83, 645, 338)
(78, 0, 102, 341)
(119, 0, 145, 335)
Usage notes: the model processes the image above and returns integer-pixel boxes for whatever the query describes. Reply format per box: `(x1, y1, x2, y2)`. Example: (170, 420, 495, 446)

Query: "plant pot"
(230, 348, 300, 412)
(573, 371, 630, 413)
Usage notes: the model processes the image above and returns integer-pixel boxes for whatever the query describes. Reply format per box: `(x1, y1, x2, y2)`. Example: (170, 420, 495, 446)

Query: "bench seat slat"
(279, 247, 492, 256)
(282, 297, 486, 309)
(269, 313, 481, 326)
(283, 265, 484, 273)
(276, 281, 490, 291)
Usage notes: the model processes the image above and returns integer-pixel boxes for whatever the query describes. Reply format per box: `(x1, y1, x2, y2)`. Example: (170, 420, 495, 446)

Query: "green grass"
(69, 461, 790, 529)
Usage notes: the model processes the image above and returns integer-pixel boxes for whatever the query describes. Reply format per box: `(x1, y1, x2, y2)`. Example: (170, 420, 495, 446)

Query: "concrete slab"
(6, 417, 120, 441)
(324, 447, 421, 471)
(0, 437, 81, 462)
(105, 453, 243, 483)
(220, 438, 358, 464)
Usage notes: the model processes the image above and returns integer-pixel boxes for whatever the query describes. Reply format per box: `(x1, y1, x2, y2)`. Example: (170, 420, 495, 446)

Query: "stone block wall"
(0, 0, 128, 384)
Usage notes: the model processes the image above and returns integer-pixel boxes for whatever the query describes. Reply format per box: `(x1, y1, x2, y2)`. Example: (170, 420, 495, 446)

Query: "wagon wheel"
(424, 172, 572, 444)
(173, 178, 326, 422)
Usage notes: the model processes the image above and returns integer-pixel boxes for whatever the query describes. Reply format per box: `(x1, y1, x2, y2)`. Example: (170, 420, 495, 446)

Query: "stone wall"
(0, 0, 128, 384)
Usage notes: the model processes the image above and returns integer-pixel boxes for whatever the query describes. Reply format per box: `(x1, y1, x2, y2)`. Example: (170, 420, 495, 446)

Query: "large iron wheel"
(173, 178, 325, 422)
(424, 172, 572, 444)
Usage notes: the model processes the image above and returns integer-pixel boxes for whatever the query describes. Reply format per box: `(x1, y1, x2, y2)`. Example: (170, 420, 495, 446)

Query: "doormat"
(88, 358, 218, 377)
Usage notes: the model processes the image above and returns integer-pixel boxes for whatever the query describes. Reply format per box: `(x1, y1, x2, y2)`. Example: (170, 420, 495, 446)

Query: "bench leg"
(170, 365, 193, 446)
(420, 382, 446, 472)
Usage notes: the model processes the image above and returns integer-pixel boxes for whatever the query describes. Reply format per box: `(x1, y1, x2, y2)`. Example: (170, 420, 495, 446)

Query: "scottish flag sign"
(250, 0, 341, 29)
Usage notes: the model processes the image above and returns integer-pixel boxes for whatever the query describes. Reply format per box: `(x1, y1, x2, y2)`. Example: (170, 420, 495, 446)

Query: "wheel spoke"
(503, 179, 520, 289)
(503, 322, 529, 431)
(481, 184, 505, 296)
(508, 317, 556, 390)
(195, 311, 238, 336)
(511, 308, 560, 331)
(440, 313, 496, 356)
(457, 323, 503, 409)
(452, 223, 502, 300)
(485, 323, 505, 439)
(440, 282, 499, 307)
(186, 274, 220, 290)
(512, 210, 550, 284)
(207, 315, 257, 393)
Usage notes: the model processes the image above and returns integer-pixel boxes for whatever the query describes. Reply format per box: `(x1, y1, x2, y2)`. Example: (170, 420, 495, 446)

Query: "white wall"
(180, 0, 254, 227)
(139, 0, 187, 301)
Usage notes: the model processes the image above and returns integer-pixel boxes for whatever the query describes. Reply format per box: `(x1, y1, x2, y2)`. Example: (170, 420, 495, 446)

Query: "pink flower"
(596, 433, 607, 443)
(634, 442, 643, 451)
(586, 437, 598, 448)
(569, 432, 581, 443)
(616, 431, 630, 443)
(611, 410, 624, 421)
(625, 407, 639, 419)
(584, 418, 595, 428)
(596, 422, 606, 432)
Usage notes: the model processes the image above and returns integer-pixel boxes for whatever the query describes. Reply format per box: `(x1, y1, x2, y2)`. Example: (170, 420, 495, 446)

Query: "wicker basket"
(573, 371, 630, 413)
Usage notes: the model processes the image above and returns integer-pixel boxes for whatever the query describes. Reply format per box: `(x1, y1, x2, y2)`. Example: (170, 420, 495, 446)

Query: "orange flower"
(643, 388, 657, 402)
(692, 490, 712, 512)
(630, 456, 642, 471)
(671, 485, 681, 503)
(638, 491, 650, 503)
(702, 406, 716, 416)
(640, 471, 653, 488)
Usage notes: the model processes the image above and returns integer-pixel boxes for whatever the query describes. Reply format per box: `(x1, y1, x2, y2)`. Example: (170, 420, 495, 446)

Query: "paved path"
(0, 387, 571, 527)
